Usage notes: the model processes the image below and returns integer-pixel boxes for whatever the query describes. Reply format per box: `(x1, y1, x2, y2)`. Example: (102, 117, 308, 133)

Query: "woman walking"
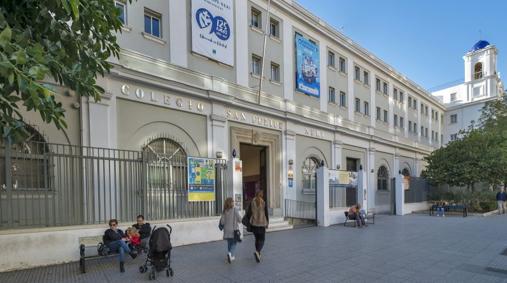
(249, 190, 269, 263)
(220, 197, 242, 263)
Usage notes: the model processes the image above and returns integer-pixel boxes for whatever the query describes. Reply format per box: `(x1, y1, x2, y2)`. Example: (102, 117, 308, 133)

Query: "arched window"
(302, 157, 319, 192)
(377, 166, 389, 191)
(143, 138, 187, 163)
(474, 62, 483, 80)
(0, 125, 49, 190)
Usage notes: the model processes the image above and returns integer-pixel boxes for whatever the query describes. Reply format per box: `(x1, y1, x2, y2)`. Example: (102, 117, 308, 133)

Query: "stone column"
(394, 151, 404, 215)
(367, 148, 376, 210)
(285, 130, 297, 201)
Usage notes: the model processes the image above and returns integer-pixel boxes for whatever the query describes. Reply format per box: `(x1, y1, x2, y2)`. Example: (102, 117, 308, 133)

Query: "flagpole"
(257, 0, 271, 105)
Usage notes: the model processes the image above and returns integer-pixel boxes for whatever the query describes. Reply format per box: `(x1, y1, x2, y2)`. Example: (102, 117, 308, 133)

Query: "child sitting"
(125, 227, 141, 250)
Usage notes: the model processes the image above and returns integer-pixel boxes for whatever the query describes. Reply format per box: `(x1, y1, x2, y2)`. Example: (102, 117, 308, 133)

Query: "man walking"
(496, 187, 506, 215)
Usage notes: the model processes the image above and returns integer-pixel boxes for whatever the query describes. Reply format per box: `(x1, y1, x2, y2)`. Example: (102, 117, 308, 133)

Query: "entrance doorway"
(240, 143, 268, 211)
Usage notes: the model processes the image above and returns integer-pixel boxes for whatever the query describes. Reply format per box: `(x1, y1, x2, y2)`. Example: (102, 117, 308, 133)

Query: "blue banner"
(295, 34, 320, 97)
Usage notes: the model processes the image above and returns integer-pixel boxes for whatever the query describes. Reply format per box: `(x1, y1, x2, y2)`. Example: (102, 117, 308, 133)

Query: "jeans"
(498, 201, 505, 214)
(226, 239, 237, 256)
(140, 237, 149, 252)
(107, 240, 131, 262)
(251, 226, 266, 253)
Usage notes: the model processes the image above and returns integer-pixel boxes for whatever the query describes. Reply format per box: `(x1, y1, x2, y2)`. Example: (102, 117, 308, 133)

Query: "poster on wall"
(295, 33, 320, 97)
(191, 0, 234, 66)
(187, 157, 216, 201)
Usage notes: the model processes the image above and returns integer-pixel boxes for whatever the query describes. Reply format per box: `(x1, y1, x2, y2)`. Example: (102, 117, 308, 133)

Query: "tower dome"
(470, 40, 490, 52)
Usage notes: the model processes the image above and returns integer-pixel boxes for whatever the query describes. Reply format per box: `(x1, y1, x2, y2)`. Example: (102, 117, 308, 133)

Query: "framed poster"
(187, 157, 216, 201)
(191, 0, 234, 66)
(295, 33, 320, 97)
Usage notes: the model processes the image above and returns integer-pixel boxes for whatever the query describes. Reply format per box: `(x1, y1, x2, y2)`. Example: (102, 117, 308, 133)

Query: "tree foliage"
(0, 0, 127, 141)
(423, 96, 507, 189)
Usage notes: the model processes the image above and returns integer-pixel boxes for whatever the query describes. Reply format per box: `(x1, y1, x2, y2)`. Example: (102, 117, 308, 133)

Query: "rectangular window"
(376, 107, 381, 120)
(339, 57, 346, 73)
(383, 82, 388, 95)
(115, 1, 127, 24)
(425, 106, 429, 116)
(251, 8, 261, 28)
(354, 66, 361, 81)
(408, 96, 412, 107)
(450, 134, 457, 141)
(425, 128, 428, 138)
(435, 111, 438, 121)
(399, 92, 404, 104)
(376, 78, 381, 92)
(364, 101, 370, 116)
(269, 18, 279, 38)
(363, 71, 369, 86)
(431, 109, 435, 119)
(414, 123, 417, 133)
(420, 103, 424, 114)
(413, 98, 417, 110)
(339, 91, 346, 107)
(436, 132, 439, 142)
(251, 54, 262, 76)
(144, 9, 161, 38)
(450, 114, 458, 124)
(394, 114, 398, 127)
(384, 110, 388, 123)
(431, 131, 434, 140)
(328, 87, 336, 104)
(421, 126, 424, 136)
(450, 93, 457, 102)
(400, 117, 404, 129)
(393, 88, 398, 101)
(355, 98, 361, 113)
(408, 121, 412, 132)
(270, 62, 280, 82)
(328, 51, 335, 68)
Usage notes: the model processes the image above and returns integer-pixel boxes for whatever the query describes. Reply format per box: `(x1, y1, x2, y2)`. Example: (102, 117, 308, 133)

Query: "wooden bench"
(429, 204, 468, 217)
(79, 235, 118, 273)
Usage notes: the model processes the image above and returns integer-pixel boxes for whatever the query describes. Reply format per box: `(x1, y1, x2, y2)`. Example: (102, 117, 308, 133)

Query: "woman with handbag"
(249, 190, 269, 263)
(219, 197, 242, 263)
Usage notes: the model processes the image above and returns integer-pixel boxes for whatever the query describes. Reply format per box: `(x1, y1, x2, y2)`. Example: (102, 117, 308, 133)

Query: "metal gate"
(0, 139, 228, 230)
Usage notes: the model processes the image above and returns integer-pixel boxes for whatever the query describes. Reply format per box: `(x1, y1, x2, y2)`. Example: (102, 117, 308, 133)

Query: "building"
(0, 0, 447, 271)
(432, 40, 505, 144)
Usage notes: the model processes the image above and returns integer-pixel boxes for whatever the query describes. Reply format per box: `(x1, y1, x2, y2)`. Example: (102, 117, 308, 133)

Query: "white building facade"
(1, 0, 452, 271)
(432, 40, 505, 144)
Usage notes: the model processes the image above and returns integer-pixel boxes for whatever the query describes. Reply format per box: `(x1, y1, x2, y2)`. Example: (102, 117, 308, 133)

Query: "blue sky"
(297, 0, 507, 91)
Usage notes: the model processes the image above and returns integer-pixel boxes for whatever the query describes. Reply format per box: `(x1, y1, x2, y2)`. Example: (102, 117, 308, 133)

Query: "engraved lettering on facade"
(135, 88, 144, 99)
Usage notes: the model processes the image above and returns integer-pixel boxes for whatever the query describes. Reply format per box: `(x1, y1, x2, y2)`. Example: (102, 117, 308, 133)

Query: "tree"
(0, 0, 127, 141)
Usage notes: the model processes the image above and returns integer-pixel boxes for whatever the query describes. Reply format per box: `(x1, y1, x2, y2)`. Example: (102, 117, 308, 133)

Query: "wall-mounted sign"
(187, 157, 216, 201)
(288, 164, 294, 188)
(295, 33, 320, 97)
(333, 171, 358, 187)
(191, 0, 234, 66)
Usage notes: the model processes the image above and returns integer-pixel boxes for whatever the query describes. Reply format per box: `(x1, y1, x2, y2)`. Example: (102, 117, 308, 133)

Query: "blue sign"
(295, 34, 320, 98)
(195, 8, 231, 40)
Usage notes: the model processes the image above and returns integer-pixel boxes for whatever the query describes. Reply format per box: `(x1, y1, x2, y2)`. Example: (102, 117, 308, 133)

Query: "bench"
(79, 236, 118, 273)
(429, 204, 468, 217)
(344, 211, 375, 227)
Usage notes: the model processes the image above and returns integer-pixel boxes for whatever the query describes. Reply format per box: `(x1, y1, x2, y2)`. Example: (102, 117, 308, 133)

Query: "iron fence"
(329, 185, 357, 209)
(405, 177, 430, 203)
(284, 199, 316, 220)
(0, 140, 228, 230)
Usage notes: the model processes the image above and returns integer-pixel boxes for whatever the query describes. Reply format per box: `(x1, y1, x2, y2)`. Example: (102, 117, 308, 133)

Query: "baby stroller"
(139, 224, 174, 280)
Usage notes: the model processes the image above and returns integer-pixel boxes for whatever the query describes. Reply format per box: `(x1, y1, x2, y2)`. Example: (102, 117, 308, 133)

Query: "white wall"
(0, 217, 222, 272)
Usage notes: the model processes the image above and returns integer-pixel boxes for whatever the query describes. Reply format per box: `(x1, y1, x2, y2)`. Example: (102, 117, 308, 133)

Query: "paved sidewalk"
(2, 215, 507, 282)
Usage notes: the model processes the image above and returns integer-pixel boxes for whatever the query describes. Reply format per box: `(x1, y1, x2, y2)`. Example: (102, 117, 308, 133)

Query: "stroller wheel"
(169, 268, 174, 277)
(139, 266, 146, 273)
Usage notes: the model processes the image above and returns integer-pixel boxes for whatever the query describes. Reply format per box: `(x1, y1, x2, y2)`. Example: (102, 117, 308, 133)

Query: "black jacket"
(103, 228, 125, 245)
(133, 223, 151, 239)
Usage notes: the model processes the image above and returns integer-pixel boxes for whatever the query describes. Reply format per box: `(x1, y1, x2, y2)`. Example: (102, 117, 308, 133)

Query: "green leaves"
(0, 0, 129, 139)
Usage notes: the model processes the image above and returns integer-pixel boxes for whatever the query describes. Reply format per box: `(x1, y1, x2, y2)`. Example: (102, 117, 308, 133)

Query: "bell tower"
(463, 40, 499, 100)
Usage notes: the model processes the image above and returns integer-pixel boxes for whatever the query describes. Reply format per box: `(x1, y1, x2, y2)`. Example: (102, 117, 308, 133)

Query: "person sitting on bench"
(104, 219, 137, 273)
(348, 204, 366, 228)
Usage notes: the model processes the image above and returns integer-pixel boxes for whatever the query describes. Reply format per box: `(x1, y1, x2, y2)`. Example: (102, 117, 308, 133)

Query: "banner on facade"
(187, 157, 216, 201)
(191, 0, 234, 66)
(295, 33, 320, 97)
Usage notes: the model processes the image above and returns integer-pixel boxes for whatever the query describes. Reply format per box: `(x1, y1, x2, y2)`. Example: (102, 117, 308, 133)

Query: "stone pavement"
(2, 214, 507, 283)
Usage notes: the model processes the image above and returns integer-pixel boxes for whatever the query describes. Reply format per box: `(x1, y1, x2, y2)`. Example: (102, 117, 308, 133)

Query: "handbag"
(218, 222, 224, 231)
(234, 229, 242, 242)
(241, 204, 252, 232)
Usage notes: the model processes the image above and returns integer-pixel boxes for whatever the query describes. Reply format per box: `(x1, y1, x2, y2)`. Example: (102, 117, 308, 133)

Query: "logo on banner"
(195, 8, 231, 41)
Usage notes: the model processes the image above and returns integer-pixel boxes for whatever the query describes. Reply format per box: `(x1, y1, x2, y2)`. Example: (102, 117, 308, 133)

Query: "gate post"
(4, 138, 12, 227)
(316, 166, 329, 227)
